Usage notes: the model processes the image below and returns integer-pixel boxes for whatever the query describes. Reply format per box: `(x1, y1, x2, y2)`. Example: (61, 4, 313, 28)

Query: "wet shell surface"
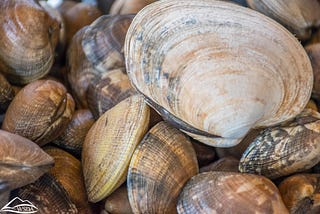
(127, 121, 199, 213)
(177, 171, 288, 214)
(2, 79, 75, 146)
(0, 0, 59, 85)
(125, 0, 313, 147)
(246, 0, 320, 40)
(0, 130, 54, 190)
(239, 109, 320, 179)
(82, 95, 150, 203)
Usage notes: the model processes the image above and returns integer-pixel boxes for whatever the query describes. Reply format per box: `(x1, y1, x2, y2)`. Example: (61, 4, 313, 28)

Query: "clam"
(246, 0, 320, 40)
(44, 146, 89, 212)
(110, 0, 157, 14)
(2, 79, 75, 146)
(125, 0, 313, 147)
(67, 14, 135, 111)
(15, 173, 78, 214)
(127, 121, 198, 213)
(278, 173, 320, 213)
(0, 130, 54, 191)
(305, 44, 320, 101)
(104, 185, 133, 214)
(82, 95, 150, 203)
(177, 171, 288, 213)
(0, 73, 14, 113)
(239, 109, 320, 179)
(200, 156, 239, 173)
(53, 109, 95, 156)
(191, 140, 216, 167)
(0, 0, 59, 85)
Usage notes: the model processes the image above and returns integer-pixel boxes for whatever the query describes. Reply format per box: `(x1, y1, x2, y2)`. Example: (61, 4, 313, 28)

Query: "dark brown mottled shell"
(239, 109, 320, 179)
(200, 156, 239, 173)
(15, 173, 78, 214)
(2, 79, 75, 146)
(44, 146, 89, 212)
(53, 109, 95, 156)
(191, 140, 216, 167)
(127, 121, 199, 213)
(0, 73, 14, 113)
(278, 173, 320, 214)
(0, 0, 59, 85)
(177, 171, 288, 214)
(0, 130, 54, 190)
(104, 185, 133, 214)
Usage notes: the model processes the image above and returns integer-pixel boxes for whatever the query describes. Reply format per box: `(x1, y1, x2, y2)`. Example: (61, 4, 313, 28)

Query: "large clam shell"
(0, 130, 54, 191)
(239, 109, 320, 179)
(127, 121, 199, 213)
(125, 0, 313, 147)
(0, 0, 59, 85)
(82, 95, 150, 202)
(177, 171, 288, 213)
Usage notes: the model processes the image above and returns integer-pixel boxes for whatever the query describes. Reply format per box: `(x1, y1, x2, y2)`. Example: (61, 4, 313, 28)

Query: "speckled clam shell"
(246, 0, 320, 40)
(0, 130, 54, 191)
(177, 171, 288, 214)
(239, 109, 320, 179)
(127, 121, 199, 213)
(2, 79, 75, 146)
(82, 95, 150, 203)
(0, 0, 59, 85)
(125, 0, 313, 147)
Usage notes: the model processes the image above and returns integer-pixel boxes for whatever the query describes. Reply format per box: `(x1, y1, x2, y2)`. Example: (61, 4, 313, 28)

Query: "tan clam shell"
(125, 0, 313, 147)
(2, 79, 75, 146)
(0, 130, 54, 190)
(82, 95, 150, 202)
(239, 109, 320, 179)
(0, 0, 59, 85)
(127, 121, 199, 213)
(177, 171, 288, 213)
(246, 0, 320, 40)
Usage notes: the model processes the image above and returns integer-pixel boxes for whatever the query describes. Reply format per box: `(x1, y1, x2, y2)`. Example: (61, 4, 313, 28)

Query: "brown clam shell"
(278, 173, 320, 214)
(177, 171, 288, 213)
(0, 73, 14, 113)
(305, 44, 320, 101)
(44, 146, 89, 212)
(191, 140, 216, 167)
(2, 79, 75, 146)
(104, 185, 133, 214)
(0, 130, 54, 191)
(127, 121, 199, 213)
(110, 0, 157, 14)
(0, 0, 59, 85)
(53, 109, 95, 156)
(239, 109, 320, 179)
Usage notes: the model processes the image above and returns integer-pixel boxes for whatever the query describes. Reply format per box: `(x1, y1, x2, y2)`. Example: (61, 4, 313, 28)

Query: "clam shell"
(200, 156, 239, 173)
(127, 121, 199, 213)
(44, 146, 89, 212)
(110, 0, 157, 14)
(305, 44, 320, 101)
(0, 0, 59, 85)
(191, 140, 216, 167)
(0, 130, 54, 190)
(2, 79, 75, 146)
(0, 73, 14, 113)
(239, 109, 320, 179)
(15, 173, 78, 214)
(177, 171, 288, 213)
(246, 0, 320, 40)
(125, 0, 313, 147)
(82, 95, 150, 202)
(278, 173, 320, 213)
(104, 185, 133, 214)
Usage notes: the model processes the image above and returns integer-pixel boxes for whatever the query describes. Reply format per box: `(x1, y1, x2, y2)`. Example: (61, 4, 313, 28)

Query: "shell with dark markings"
(15, 173, 78, 214)
(2, 79, 75, 146)
(278, 173, 320, 214)
(0, 0, 59, 85)
(177, 171, 288, 213)
(125, 0, 313, 147)
(239, 109, 320, 179)
(127, 121, 199, 213)
(82, 95, 150, 203)
(0, 130, 54, 191)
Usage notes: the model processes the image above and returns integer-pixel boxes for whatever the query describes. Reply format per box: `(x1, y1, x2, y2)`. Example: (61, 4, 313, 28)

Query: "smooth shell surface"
(0, 130, 54, 190)
(82, 95, 150, 202)
(125, 0, 313, 147)
(239, 109, 320, 179)
(177, 171, 288, 214)
(127, 121, 199, 213)
(2, 79, 75, 146)
(0, 0, 59, 84)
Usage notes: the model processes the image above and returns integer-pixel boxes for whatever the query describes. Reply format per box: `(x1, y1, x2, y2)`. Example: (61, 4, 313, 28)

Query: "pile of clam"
(2, 0, 320, 213)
